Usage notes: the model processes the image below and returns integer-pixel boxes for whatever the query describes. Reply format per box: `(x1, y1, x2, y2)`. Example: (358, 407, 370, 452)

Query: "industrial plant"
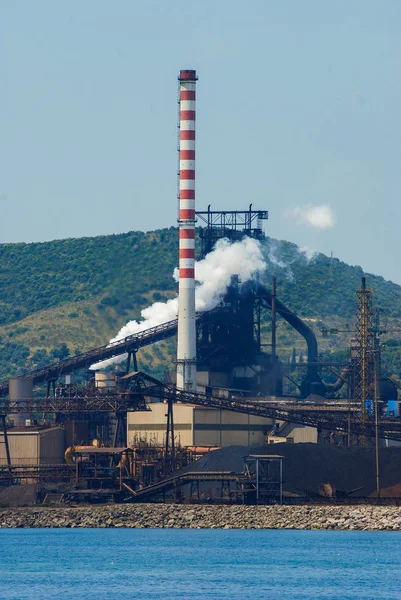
(0, 70, 400, 506)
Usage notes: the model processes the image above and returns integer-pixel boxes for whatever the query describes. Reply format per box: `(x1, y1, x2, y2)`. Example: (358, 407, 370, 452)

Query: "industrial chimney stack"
(176, 69, 198, 391)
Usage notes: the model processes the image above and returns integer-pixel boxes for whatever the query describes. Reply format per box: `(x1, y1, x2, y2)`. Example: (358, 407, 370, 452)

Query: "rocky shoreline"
(1, 504, 401, 530)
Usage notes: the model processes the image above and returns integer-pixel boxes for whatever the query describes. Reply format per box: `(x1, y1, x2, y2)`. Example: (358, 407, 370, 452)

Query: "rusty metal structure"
(0, 368, 400, 502)
(2, 376, 401, 442)
(353, 277, 375, 421)
(0, 440, 196, 503)
(244, 454, 283, 504)
(125, 470, 248, 504)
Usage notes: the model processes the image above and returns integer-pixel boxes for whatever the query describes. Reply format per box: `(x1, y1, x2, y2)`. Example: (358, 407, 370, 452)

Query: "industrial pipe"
(256, 283, 324, 396)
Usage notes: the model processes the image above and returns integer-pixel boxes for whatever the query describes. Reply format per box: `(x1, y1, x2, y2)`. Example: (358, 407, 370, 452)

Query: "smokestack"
(176, 69, 198, 391)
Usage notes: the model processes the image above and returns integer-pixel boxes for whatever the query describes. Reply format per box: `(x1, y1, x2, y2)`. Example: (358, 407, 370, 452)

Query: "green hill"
(0, 228, 400, 383)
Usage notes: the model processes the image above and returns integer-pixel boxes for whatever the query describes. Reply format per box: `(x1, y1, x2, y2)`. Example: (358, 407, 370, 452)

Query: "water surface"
(0, 528, 400, 599)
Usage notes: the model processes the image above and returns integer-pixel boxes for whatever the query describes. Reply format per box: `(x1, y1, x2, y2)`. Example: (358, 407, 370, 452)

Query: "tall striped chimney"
(176, 69, 197, 391)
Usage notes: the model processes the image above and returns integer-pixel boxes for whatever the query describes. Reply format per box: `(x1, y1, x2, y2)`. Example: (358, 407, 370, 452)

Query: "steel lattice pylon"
(353, 277, 374, 424)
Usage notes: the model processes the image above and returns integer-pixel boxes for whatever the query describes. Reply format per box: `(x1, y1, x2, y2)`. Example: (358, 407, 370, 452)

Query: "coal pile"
(186, 443, 401, 497)
(0, 483, 39, 506)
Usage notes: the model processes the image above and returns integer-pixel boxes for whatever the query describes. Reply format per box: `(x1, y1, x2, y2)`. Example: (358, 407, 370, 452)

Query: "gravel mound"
(2, 504, 401, 530)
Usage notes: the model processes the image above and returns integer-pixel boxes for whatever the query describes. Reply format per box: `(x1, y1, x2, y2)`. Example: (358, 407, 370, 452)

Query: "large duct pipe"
(256, 284, 323, 396)
(176, 69, 198, 391)
(324, 364, 350, 393)
(259, 285, 350, 396)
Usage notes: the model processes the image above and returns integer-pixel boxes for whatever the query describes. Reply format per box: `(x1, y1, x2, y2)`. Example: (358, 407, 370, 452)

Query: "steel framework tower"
(176, 70, 198, 391)
(353, 277, 374, 423)
(196, 205, 268, 259)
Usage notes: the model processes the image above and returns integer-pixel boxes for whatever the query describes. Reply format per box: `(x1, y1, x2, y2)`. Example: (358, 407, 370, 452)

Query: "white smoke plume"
(285, 204, 336, 230)
(267, 240, 295, 282)
(299, 246, 318, 261)
(90, 237, 265, 370)
(264, 239, 318, 283)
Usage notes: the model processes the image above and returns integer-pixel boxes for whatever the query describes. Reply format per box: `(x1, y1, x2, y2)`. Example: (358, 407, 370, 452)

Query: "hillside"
(0, 228, 401, 382)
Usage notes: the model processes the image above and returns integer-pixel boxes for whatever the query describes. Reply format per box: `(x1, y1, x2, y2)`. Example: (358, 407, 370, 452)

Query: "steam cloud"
(267, 240, 295, 282)
(90, 237, 265, 370)
(299, 246, 318, 261)
(285, 204, 336, 230)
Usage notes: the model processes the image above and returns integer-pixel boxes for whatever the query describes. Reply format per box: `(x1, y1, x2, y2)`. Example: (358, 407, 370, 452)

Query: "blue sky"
(1, 1, 400, 283)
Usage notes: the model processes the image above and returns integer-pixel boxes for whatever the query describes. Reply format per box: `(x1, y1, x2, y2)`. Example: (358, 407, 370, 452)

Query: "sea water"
(0, 528, 400, 599)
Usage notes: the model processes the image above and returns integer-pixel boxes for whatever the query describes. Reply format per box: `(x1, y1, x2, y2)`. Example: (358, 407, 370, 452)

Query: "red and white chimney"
(176, 69, 197, 391)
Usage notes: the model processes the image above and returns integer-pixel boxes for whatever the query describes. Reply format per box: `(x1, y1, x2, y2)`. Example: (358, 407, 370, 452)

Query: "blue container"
(365, 399, 373, 417)
(385, 400, 399, 418)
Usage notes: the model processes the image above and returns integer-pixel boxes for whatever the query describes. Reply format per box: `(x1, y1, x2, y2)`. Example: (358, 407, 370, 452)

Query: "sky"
(1, 1, 400, 283)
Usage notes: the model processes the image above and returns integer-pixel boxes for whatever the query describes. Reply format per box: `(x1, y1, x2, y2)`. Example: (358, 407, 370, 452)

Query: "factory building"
(127, 404, 317, 447)
(0, 427, 65, 466)
(128, 403, 274, 447)
(267, 423, 318, 444)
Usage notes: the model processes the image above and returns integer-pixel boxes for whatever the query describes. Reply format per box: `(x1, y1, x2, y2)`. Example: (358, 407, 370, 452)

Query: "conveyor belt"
(2, 380, 401, 442)
(125, 470, 246, 501)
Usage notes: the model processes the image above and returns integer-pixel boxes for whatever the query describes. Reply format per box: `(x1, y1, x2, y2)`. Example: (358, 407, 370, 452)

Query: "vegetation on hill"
(0, 228, 400, 383)
(0, 229, 178, 327)
(262, 237, 401, 320)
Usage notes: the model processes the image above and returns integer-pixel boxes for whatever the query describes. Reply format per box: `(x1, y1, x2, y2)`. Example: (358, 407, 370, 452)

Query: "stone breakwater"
(1, 504, 401, 530)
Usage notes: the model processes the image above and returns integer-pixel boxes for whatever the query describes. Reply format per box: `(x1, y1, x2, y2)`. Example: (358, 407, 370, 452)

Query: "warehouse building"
(0, 427, 65, 466)
(127, 403, 317, 447)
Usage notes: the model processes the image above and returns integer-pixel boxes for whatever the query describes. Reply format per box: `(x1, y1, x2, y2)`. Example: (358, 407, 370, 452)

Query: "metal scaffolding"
(196, 205, 268, 259)
(244, 454, 283, 504)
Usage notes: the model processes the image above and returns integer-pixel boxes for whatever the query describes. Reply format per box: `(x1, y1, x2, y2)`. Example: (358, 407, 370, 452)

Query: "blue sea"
(0, 529, 400, 599)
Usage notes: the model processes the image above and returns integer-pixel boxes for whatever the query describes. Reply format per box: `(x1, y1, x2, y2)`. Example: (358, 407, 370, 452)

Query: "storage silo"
(95, 371, 117, 392)
(8, 377, 33, 427)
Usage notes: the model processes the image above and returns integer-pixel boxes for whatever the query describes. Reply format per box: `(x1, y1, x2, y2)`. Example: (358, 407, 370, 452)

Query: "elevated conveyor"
(123, 471, 245, 502)
(2, 376, 401, 442)
(0, 317, 182, 396)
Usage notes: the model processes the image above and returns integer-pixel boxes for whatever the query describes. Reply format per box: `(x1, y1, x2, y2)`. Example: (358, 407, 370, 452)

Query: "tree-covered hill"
(262, 237, 401, 320)
(0, 228, 400, 381)
(0, 228, 178, 327)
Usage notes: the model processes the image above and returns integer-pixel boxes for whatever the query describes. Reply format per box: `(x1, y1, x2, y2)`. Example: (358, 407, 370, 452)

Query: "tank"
(95, 371, 116, 392)
(8, 377, 33, 427)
